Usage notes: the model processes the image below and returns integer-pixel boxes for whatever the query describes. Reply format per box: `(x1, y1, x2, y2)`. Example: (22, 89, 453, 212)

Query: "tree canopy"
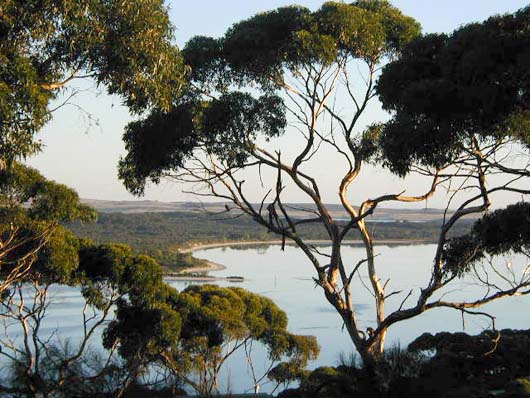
(377, 6, 530, 175)
(117, 1, 530, 368)
(0, 0, 188, 163)
(104, 283, 319, 395)
(119, 0, 420, 195)
(0, 163, 95, 288)
(0, 2, 189, 394)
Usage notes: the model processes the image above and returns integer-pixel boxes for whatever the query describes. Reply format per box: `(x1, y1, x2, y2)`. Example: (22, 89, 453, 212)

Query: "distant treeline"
(67, 211, 473, 269)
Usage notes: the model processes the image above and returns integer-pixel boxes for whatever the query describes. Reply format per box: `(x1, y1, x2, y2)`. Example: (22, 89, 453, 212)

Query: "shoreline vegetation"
(67, 210, 472, 278)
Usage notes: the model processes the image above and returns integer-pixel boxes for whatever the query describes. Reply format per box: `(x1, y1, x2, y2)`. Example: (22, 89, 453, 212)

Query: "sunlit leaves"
(222, 6, 312, 81)
(168, 284, 319, 391)
(0, 0, 187, 161)
(0, 163, 96, 285)
(104, 282, 319, 392)
(0, 163, 96, 223)
(0, 52, 53, 161)
(219, 1, 419, 79)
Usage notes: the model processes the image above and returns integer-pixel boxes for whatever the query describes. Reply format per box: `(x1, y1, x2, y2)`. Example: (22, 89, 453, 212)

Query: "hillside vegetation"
(67, 211, 473, 270)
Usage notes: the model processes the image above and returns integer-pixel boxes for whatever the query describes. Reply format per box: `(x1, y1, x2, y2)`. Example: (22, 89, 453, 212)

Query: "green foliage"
(173, 285, 319, 393)
(181, 36, 225, 88)
(267, 333, 320, 385)
(283, 329, 530, 398)
(31, 225, 80, 284)
(67, 210, 474, 269)
(103, 283, 318, 394)
(473, 202, 530, 256)
(119, 104, 198, 195)
(441, 234, 482, 277)
(78, 243, 133, 283)
(0, 236, 180, 396)
(442, 202, 530, 277)
(104, 299, 182, 362)
(0, 163, 96, 223)
(119, 91, 287, 195)
(0, 49, 52, 161)
(78, 241, 177, 313)
(315, 1, 420, 63)
(176, 284, 318, 353)
(0, 164, 96, 285)
(222, 5, 313, 80)
(377, 6, 530, 175)
(200, 92, 287, 165)
(63, 242, 182, 378)
(119, 1, 420, 195)
(0, 0, 187, 162)
(220, 1, 419, 80)
(355, 123, 384, 163)
(408, 329, 530, 397)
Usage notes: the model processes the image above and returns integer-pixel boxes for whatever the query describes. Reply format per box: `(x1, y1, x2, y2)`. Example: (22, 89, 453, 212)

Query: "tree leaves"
(121, 1, 420, 195)
(0, 0, 188, 162)
(118, 92, 287, 195)
(442, 202, 530, 277)
(378, 7, 530, 175)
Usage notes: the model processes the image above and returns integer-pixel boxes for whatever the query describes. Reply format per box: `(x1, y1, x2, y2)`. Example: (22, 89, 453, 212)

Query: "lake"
(4, 243, 530, 394)
(168, 243, 530, 393)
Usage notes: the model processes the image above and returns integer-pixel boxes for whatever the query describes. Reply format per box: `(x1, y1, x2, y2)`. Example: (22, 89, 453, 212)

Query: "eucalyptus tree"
(0, 237, 178, 397)
(0, 1, 189, 392)
(1, 0, 188, 302)
(119, 0, 420, 364)
(104, 283, 319, 395)
(0, 163, 96, 296)
(371, 5, 530, 343)
(0, 176, 317, 396)
(0, 0, 187, 164)
(119, 1, 530, 366)
(0, 165, 101, 396)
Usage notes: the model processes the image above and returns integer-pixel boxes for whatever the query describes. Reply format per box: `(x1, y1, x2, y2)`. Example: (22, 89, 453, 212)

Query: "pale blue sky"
(28, 0, 529, 206)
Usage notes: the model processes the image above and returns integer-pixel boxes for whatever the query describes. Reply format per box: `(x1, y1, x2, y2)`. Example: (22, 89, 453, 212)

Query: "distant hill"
(81, 199, 202, 213)
(81, 199, 460, 222)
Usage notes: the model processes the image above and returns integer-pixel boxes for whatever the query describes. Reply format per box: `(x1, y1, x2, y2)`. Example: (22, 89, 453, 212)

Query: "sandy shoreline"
(175, 239, 431, 275)
(172, 260, 226, 275)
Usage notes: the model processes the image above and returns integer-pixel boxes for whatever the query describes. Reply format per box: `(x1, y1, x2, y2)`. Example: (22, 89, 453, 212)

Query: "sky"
(27, 0, 529, 207)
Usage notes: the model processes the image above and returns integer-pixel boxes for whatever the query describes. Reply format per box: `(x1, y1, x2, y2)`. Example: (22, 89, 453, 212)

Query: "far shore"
(180, 238, 432, 254)
(174, 238, 432, 276)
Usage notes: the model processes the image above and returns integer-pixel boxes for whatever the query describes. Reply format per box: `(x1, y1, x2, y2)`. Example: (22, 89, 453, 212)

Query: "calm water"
(4, 244, 530, 394)
(182, 244, 530, 354)
(168, 243, 530, 392)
